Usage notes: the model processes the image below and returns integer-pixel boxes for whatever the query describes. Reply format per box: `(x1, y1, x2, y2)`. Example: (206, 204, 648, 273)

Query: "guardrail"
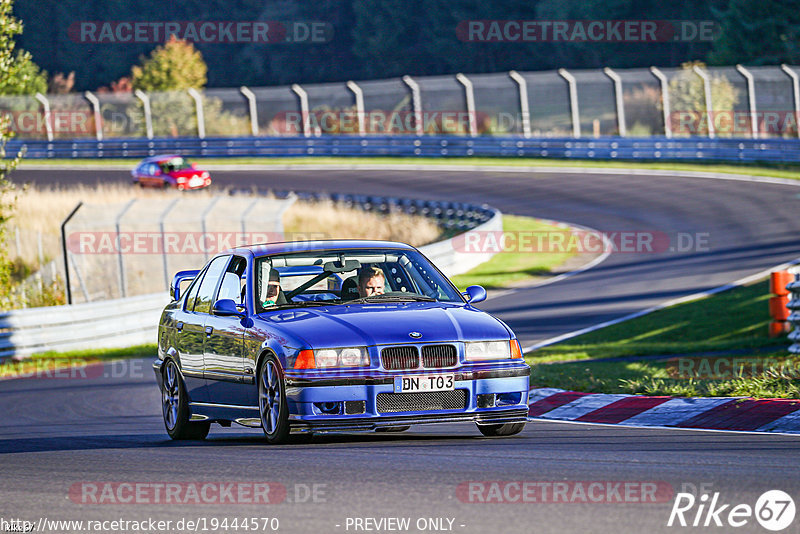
(10, 135, 800, 164)
(0, 293, 169, 360)
(0, 192, 500, 360)
(787, 272, 800, 354)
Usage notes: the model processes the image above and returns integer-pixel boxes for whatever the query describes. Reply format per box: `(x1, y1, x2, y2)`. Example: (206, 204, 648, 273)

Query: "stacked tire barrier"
(787, 272, 800, 353)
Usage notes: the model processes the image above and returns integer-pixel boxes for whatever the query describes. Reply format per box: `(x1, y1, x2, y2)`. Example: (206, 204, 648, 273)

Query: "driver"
(357, 266, 385, 298)
(262, 269, 282, 307)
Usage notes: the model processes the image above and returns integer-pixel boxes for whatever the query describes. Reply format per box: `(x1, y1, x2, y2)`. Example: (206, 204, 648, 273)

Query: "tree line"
(8, 0, 800, 93)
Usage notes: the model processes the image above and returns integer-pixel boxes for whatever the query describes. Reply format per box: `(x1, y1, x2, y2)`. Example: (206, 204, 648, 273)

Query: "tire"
(258, 355, 290, 444)
(161, 359, 210, 440)
(376, 426, 411, 433)
(477, 422, 526, 437)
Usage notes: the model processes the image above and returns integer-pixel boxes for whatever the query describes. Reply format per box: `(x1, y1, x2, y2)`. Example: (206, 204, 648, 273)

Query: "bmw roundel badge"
(409, 331, 422, 339)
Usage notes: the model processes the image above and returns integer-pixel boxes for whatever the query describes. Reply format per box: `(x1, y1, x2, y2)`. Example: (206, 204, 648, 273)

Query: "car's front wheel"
(477, 422, 525, 437)
(258, 356, 290, 444)
(161, 359, 210, 440)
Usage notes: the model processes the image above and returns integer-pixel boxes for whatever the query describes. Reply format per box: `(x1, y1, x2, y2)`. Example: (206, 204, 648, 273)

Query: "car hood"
(169, 168, 206, 177)
(259, 302, 512, 348)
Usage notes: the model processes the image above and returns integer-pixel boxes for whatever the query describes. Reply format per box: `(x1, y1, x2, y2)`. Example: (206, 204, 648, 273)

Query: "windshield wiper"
(267, 300, 337, 310)
(346, 294, 437, 304)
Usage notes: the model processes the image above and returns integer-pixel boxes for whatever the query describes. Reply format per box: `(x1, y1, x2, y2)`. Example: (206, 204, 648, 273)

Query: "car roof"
(139, 154, 184, 163)
(226, 240, 416, 258)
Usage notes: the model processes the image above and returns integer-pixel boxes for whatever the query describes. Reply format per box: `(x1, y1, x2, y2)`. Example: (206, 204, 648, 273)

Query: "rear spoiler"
(170, 270, 200, 301)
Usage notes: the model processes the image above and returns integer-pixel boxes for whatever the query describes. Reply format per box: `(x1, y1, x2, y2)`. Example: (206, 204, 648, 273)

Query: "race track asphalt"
(3, 166, 800, 533)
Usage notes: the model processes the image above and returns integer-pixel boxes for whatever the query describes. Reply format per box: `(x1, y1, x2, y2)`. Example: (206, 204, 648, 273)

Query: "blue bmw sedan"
(154, 240, 530, 444)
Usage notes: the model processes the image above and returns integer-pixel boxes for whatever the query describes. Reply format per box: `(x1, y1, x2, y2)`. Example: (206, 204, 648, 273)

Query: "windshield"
(160, 157, 191, 172)
(254, 248, 464, 313)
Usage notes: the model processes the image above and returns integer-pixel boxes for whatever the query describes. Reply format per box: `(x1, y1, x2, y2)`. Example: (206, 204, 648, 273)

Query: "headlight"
(294, 347, 370, 369)
(465, 340, 512, 361)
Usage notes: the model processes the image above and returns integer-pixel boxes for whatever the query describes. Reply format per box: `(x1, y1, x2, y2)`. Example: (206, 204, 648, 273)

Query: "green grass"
(450, 215, 577, 289)
(16, 156, 800, 181)
(530, 280, 779, 362)
(0, 344, 156, 378)
(525, 279, 800, 398)
(530, 358, 800, 398)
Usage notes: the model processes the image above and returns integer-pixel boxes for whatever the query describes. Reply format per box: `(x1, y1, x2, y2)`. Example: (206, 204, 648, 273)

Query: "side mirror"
(190, 162, 198, 169)
(170, 270, 199, 301)
(213, 298, 246, 317)
(463, 285, 487, 304)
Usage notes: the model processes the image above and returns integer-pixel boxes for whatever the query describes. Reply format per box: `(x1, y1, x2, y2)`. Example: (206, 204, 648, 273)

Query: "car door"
(175, 255, 229, 402)
(203, 255, 251, 406)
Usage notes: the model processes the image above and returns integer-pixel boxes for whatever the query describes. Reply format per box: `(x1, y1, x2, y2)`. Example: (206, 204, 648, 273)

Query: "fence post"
(346, 81, 366, 135)
(115, 199, 137, 298)
(735, 65, 758, 139)
(650, 67, 672, 138)
(781, 64, 800, 139)
(455, 73, 477, 137)
(603, 67, 626, 137)
(240, 198, 259, 240)
(200, 197, 222, 263)
(60, 201, 83, 305)
(34, 93, 54, 142)
(291, 84, 310, 137)
(37, 230, 44, 292)
(240, 86, 259, 136)
(558, 69, 580, 138)
(158, 198, 180, 290)
(69, 253, 90, 303)
(134, 90, 154, 139)
(692, 65, 715, 139)
(402, 75, 424, 137)
(83, 91, 103, 142)
(275, 193, 297, 234)
(187, 88, 206, 139)
(508, 70, 531, 138)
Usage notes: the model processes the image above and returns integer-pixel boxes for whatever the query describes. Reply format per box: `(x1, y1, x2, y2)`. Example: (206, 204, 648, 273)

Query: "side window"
(183, 269, 206, 312)
(193, 256, 230, 314)
(216, 256, 247, 305)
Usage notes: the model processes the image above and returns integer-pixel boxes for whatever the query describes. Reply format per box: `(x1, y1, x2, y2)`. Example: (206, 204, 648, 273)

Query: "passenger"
(357, 266, 385, 298)
(262, 269, 282, 307)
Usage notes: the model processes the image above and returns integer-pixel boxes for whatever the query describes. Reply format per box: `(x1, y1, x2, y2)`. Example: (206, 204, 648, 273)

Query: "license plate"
(394, 374, 455, 393)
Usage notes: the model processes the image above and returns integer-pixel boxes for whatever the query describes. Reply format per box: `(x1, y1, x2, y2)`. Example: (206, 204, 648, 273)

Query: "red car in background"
(131, 155, 211, 190)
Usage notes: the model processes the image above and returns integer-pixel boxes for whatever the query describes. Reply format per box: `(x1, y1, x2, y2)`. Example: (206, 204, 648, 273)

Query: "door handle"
(205, 326, 213, 336)
(176, 321, 183, 332)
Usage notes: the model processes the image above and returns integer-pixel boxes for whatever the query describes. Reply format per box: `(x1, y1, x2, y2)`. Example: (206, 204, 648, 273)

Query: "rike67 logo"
(668, 489, 795, 531)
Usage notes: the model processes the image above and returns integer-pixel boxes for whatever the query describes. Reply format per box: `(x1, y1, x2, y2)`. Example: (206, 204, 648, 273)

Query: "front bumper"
(284, 363, 530, 432)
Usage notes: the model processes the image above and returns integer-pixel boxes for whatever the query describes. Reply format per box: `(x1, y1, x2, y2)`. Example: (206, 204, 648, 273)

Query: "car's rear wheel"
(476, 422, 525, 437)
(162, 359, 210, 440)
(259, 356, 290, 444)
